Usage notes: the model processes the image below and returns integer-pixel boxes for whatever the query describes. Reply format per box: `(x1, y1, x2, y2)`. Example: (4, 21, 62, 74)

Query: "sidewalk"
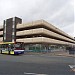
(24, 51, 75, 58)
(55, 52, 75, 58)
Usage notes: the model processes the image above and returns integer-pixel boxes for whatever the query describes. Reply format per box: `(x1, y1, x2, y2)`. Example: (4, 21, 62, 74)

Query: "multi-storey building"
(0, 17, 75, 52)
(0, 26, 3, 42)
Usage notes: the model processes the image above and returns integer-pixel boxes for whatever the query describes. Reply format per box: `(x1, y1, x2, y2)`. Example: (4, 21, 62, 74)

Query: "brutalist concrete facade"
(0, 17, 75, 52)
(3, 17, 22, 42)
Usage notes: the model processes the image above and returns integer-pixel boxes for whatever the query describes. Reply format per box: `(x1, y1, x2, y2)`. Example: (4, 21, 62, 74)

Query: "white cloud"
(0, 0, 74, 37)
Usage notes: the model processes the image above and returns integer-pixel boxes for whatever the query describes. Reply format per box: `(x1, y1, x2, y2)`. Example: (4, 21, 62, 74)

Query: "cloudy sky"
(0, 0, 74, 37)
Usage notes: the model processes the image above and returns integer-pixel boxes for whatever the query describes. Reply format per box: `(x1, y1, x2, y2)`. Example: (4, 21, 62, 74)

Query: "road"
(0, 54, 75, 75)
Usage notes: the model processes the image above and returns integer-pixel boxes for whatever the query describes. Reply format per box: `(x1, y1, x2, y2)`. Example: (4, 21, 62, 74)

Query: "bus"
(0, 42, 24, 55)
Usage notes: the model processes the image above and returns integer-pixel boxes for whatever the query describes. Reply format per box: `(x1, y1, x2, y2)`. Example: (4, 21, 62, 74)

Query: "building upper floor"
(16, 20, 74, 41)
(0, 18, 75, 45)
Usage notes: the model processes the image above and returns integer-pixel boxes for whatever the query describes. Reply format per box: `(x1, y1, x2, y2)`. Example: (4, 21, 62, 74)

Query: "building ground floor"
(24, 44, 67, 53)
(0, 42, 75, 54)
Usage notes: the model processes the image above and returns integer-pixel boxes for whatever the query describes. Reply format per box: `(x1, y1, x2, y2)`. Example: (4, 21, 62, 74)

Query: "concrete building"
(0, 17, 75, 52)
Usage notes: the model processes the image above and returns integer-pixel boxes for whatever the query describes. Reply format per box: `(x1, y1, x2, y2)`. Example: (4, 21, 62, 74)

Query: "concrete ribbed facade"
(0, 26, 3, 42)
(16, 20, 75, 46)
(0, 18, 75, 52)
(0, 20, 75, 45)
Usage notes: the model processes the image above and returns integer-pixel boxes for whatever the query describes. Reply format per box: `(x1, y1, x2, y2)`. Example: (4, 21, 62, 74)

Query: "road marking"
(36, 74, 47, 75)
(24, 72, 47, 75)
(69, 65, 75, 68)
(69, 65, 75, 72)
(24, 72, 36, 74)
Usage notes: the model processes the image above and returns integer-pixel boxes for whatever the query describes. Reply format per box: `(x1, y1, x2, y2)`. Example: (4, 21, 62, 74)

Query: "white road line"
(36, 74, 47, 75)
(24, 72, 48, 75)
(69, 65, 75, 69)
(24, 72, 36, 74)
(69, 65, 75, 72)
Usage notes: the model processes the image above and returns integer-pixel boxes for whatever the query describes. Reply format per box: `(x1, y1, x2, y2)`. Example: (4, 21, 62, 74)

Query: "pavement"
(24, 51, 75, 58)
(0, 50, 75, 57)
(50, 51, 75, 58)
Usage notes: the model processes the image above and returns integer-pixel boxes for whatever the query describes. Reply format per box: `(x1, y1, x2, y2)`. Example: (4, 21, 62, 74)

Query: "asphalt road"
(0, 54, 75, 75)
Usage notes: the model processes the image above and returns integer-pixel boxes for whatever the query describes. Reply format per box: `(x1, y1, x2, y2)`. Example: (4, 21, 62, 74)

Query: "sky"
(0, 0, 74, 37)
